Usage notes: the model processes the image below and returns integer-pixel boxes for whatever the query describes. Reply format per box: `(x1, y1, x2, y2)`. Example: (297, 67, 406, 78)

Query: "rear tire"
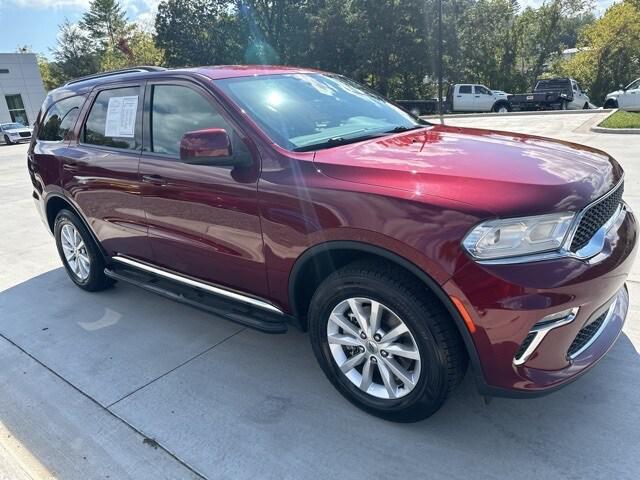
(308, 260, 467, 422)
(54, 209, 113, 292)
(583, 103, 589, 110)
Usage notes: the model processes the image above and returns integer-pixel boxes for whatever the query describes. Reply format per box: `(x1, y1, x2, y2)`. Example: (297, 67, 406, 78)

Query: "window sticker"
(105, 96, 138, 138)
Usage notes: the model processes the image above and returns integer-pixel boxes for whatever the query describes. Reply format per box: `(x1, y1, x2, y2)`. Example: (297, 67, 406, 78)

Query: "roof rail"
(64, 66, 167, 86)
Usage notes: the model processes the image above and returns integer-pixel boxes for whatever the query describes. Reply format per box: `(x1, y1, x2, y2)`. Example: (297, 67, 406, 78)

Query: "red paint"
(28, 66, 637, 398)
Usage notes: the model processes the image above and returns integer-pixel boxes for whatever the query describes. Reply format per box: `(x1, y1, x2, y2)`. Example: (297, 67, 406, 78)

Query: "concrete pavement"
(1, 111, 639, 479)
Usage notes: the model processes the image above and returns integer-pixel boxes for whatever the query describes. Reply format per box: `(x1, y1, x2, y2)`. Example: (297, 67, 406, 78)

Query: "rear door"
(139, 79, 270, 299)
(454, 85, 474, 111)
(62, 82, 153, 261)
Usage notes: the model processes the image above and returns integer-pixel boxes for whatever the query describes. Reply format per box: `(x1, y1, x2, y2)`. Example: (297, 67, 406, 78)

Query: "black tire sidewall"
(309, 271, 450, 421)
(54, 209, 109, 291)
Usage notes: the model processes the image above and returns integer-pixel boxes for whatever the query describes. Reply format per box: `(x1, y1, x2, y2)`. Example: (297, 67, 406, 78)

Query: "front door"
(473, 85, 495, 111)
(618, 79, 640, 111)
(63, 83, 153, 261)
(139, 80, 270, 299)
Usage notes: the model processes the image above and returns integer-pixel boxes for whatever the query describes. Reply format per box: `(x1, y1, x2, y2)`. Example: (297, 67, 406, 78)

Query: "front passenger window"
(149, 84, 249, 160)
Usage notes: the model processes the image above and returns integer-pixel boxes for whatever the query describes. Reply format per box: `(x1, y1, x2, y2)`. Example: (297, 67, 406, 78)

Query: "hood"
(606, 90, 623, 100)
(5, 127, 32, 134)
(313, 125, 623, 217)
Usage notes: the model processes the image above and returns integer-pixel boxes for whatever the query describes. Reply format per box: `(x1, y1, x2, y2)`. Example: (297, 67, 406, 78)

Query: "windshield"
(215, 73, 420, 151)
(1, 123, 25, 130)
(626, 79, 640, 90)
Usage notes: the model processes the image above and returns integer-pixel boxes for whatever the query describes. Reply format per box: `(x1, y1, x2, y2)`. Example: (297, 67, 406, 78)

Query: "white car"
(1, 122, 33, 144)
(604, 78, 640, 111)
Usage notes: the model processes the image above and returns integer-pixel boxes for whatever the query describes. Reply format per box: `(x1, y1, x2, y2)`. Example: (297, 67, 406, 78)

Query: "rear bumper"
(445, 204, 637, 397)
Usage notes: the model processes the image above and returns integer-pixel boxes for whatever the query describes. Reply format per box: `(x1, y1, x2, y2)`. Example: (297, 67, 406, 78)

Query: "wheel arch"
(45, 193, 108, 260)
(287, 240, 485, 385)
(492, 100, 510, 112)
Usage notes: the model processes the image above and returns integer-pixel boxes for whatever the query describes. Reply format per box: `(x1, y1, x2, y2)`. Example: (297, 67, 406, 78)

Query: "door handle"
(142, 174, 167, 185)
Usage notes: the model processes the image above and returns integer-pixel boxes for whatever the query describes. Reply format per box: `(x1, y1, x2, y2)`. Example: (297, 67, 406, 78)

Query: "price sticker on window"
(105, 96, 138, 138)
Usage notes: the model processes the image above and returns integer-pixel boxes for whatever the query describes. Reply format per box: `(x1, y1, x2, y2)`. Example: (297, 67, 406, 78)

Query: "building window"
(0, 69, 9, 74)
(5, 94, 29, 125)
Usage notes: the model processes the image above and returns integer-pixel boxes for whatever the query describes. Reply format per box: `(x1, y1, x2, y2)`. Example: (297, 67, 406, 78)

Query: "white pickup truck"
(446, 84, 511, 113)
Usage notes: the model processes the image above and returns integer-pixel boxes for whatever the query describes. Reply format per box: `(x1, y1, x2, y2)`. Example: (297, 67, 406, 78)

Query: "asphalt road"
(1, 111, 639, 479)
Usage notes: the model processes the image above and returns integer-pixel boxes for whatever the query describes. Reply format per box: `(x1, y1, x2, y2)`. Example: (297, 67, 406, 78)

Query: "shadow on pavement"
(1, 268, 639, 479)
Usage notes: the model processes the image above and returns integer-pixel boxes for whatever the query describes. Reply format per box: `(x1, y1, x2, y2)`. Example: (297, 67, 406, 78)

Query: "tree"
(51, 20, 101, 82)
(80, 0, 130, 48)
(554, 0, 640, 102)
(100, 28, 165, 70)
(155, 0, 244, 66)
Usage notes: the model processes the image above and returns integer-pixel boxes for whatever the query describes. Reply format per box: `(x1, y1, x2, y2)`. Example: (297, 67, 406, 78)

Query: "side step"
(104, 263, 289, 334)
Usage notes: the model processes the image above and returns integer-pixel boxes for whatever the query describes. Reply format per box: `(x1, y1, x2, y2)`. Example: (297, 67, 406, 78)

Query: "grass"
(599, 110, 640, 129)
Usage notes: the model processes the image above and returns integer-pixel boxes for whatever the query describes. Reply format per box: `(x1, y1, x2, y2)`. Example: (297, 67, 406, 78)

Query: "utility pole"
(437, 0, 443, 115)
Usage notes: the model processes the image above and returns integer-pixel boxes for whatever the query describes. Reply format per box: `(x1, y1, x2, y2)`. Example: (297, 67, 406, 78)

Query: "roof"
(192, 65, 319, 80)
(45, 65, 322, 109)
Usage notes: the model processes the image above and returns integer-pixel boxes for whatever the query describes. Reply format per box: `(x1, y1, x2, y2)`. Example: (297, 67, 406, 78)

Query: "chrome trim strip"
(513, 307, 579, 366)
(112, 256, 284, 314)
(568, 293, 620, 360)
(478, 202, 626, 265)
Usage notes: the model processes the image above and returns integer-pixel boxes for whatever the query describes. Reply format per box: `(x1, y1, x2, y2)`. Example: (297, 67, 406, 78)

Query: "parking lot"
(1, 111, 639, 479)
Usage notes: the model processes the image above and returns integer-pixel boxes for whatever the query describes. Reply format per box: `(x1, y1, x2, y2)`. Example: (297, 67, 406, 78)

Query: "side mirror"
(620, 84, 626, 91)
(180, 128, 235, 165)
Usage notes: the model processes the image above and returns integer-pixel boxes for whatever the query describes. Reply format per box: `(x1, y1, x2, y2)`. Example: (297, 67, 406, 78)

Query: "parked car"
(29, 66, 636, 422)
(604, 78, 640, 111)
(509, 78, 591, 111)
(1, 122, 32, 144)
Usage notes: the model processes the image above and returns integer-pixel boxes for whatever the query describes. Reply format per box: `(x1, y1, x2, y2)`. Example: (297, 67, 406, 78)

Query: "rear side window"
(459, 85, 472, 94)
(38, 96, 84, 141)
(83, 86, 141, 150)
(149, 84, 249, 159)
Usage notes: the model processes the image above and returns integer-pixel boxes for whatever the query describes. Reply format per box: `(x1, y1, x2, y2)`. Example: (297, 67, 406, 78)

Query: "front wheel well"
(288, 242, 484, 384)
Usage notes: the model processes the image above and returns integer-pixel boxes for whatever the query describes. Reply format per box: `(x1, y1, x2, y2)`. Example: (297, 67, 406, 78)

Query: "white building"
(0, 53, 47, 126)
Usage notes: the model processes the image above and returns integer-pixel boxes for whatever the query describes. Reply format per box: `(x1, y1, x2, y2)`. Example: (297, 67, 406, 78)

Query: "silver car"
(1, 122, 33, 144)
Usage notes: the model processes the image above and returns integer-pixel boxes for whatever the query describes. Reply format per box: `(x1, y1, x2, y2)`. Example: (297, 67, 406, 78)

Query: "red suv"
(28, 66, 636, 422)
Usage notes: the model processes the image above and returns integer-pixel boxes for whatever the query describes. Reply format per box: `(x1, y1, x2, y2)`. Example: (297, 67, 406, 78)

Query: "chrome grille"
(570, 181, 623, 252)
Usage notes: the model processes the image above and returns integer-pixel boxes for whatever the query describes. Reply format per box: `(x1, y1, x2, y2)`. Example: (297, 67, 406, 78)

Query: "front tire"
(54, 209, 113, 291)
(493, 102, 510, 113)
(4, 135, 12, 145)
(308, 261, 467, 422)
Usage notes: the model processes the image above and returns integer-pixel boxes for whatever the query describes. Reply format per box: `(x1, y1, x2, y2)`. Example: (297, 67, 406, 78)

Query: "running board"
(104, 260, 289, 334)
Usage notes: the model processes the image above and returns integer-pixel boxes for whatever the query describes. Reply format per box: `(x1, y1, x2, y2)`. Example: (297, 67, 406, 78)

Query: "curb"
(421, 109, 613, 121)
(590, 109, 640, 134)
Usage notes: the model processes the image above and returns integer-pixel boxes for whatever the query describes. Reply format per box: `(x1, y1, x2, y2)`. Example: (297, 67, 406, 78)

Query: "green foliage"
(599, 111, 640, 128)
(80, 0, 130, 47)
(554, 0, 640, 103)
(47, 0, 165, 89)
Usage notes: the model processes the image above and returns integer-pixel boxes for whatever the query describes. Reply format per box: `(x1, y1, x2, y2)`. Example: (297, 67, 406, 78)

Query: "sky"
(0, 0, 618, 58)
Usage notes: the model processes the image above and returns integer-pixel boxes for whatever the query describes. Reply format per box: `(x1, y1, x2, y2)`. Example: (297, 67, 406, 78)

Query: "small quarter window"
(38, 96, 84, 141)
(83, 87, 141, 150)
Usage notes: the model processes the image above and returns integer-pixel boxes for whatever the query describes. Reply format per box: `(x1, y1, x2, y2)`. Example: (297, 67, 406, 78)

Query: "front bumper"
(445, 204, 637, 396)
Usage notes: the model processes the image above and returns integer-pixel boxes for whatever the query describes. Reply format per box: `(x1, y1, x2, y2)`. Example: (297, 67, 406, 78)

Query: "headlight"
(463, 212, 575, 260)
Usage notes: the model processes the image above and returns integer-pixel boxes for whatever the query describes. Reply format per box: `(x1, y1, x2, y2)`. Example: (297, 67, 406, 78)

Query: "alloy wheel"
(327, 297, 421, 399)
(60, 223, 91, 281)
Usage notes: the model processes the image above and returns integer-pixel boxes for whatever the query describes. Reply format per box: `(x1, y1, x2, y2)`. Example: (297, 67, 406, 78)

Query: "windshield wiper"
(384, 125, 423, 134)
(293, 128, 377, 152)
